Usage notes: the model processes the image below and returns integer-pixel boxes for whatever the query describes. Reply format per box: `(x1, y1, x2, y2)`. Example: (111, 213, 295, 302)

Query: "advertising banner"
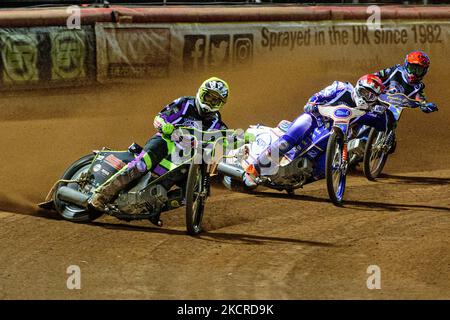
(96, 24, 171, 82)
(0, 26, 96, 90)
(95, 21, 449, 83)
(0, 19, 447, 88)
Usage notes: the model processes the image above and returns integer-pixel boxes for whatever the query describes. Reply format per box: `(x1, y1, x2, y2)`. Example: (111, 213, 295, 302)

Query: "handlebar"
(174, 126, 236, 136)
(167, 126, 241, 160)
(378, 93, 422, 109)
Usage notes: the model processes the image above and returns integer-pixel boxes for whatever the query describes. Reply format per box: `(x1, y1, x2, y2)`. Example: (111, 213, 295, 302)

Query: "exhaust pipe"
(217, 162, 245, 179)
(56, 186, 90, 208)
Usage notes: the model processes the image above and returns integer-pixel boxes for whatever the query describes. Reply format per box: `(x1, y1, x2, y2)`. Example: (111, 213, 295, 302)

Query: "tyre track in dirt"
(0, 169, 449, 299)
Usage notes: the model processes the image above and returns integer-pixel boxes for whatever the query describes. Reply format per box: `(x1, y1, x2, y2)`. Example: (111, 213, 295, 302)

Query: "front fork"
(202, 165, 211, 198)
(383, 130, 396, 153)
(341, 142, 349, 174)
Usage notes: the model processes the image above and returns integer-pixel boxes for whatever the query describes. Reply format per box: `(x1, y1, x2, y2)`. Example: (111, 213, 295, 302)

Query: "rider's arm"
(210, 115, 251, 149)
(304, 81, 349, 113)
(153, 97, 187, 132)
(373, 65, 398, 83)
(153, 115, 168, 131)
(411, 84, 438, 113)
(413, 83, 427, 102)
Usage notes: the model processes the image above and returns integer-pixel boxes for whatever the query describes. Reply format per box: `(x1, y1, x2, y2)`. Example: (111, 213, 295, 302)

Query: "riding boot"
(89, 151, 152, 211)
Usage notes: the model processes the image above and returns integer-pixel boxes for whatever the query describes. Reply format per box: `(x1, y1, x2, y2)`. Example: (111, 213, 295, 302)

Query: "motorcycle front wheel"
(325, 129, 346, 205)
(185, 158, 208, 235)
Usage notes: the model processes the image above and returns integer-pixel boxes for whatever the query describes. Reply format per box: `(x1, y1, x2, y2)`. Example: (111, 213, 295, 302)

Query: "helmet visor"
(406, 63, 427, 77)
(357, 86, 377, 102)
(202, 91, 224, 110)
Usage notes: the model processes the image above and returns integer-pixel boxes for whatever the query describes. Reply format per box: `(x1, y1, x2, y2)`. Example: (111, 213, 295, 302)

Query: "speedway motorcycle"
(218, 104, 369, 205)
(39, 127, 232, 235)
(362, 93, 422, 180)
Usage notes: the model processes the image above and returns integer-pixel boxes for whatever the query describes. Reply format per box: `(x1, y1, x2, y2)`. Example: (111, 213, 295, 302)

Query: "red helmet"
(404, 51, 430, 83)
(353, 74, 385, 110)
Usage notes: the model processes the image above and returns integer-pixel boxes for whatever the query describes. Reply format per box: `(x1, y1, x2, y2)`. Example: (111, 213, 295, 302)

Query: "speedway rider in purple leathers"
(88, 77, 230, 221)
(244, 74, 389, 187)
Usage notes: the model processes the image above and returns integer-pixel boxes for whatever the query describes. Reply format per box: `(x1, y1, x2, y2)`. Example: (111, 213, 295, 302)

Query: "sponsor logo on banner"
(183, 33, 253, 71)
(0, 26, 94, 89)
(208, 34, 230, 68)
(183, 35, 207, 72)
(232, 34, 253, 65)
(104, 27, 171, 79)
(1, 34, 39, 84)
(50, 30, 86, 80)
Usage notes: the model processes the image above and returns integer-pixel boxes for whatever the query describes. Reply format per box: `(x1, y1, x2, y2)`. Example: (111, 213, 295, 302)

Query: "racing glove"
(154, 115, 175, 135)
(420, 102, 438, 113)
(161, 123, 175, 135)
(153, 115, 175, 136)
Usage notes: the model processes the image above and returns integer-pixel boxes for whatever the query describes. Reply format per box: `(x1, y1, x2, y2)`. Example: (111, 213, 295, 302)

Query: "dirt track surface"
(0, 58, 449, 299)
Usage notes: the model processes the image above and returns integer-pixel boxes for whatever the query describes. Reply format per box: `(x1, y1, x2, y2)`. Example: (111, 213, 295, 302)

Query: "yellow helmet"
(195, 77, 229, 114)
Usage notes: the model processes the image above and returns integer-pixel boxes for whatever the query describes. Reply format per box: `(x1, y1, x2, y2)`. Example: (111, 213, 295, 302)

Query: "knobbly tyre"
(362, 92, 423, 180)
(218, 104, 375, 205)
(38, 126, 233, 235)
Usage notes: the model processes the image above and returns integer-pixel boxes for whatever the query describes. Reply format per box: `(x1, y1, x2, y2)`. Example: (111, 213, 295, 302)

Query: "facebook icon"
(183, 35, 206, 72)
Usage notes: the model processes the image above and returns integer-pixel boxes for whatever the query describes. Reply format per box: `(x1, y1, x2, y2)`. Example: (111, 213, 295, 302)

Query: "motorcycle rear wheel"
(363, 128, 390, 181)
(54, 154, 103, 222)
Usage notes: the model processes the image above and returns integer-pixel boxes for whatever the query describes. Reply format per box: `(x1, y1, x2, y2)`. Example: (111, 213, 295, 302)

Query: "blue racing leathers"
(251, 81, 392, 175)
(374, 64, 438, 116)
(304, 81, 356, 112)
(375, 64, 426, 100)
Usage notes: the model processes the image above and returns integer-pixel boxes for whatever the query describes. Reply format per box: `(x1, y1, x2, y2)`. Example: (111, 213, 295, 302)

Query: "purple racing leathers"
(148, 96, 228, 171)
(154, 96, 227, 132)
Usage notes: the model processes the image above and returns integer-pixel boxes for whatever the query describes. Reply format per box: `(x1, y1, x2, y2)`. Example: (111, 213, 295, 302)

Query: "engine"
(115, 184, 168, 215)
(270, 157, 314, 187)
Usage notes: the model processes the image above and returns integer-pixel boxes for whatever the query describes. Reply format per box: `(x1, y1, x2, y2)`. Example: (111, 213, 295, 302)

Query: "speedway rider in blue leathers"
(244, 74, 388, 186)
(88, 77, 230, 222)
(374, 51, 437, 111)
(355, 51, 438, 153)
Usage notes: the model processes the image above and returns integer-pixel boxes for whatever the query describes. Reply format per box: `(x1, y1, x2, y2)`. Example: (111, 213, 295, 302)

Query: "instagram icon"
(233, 34, 253, 65)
